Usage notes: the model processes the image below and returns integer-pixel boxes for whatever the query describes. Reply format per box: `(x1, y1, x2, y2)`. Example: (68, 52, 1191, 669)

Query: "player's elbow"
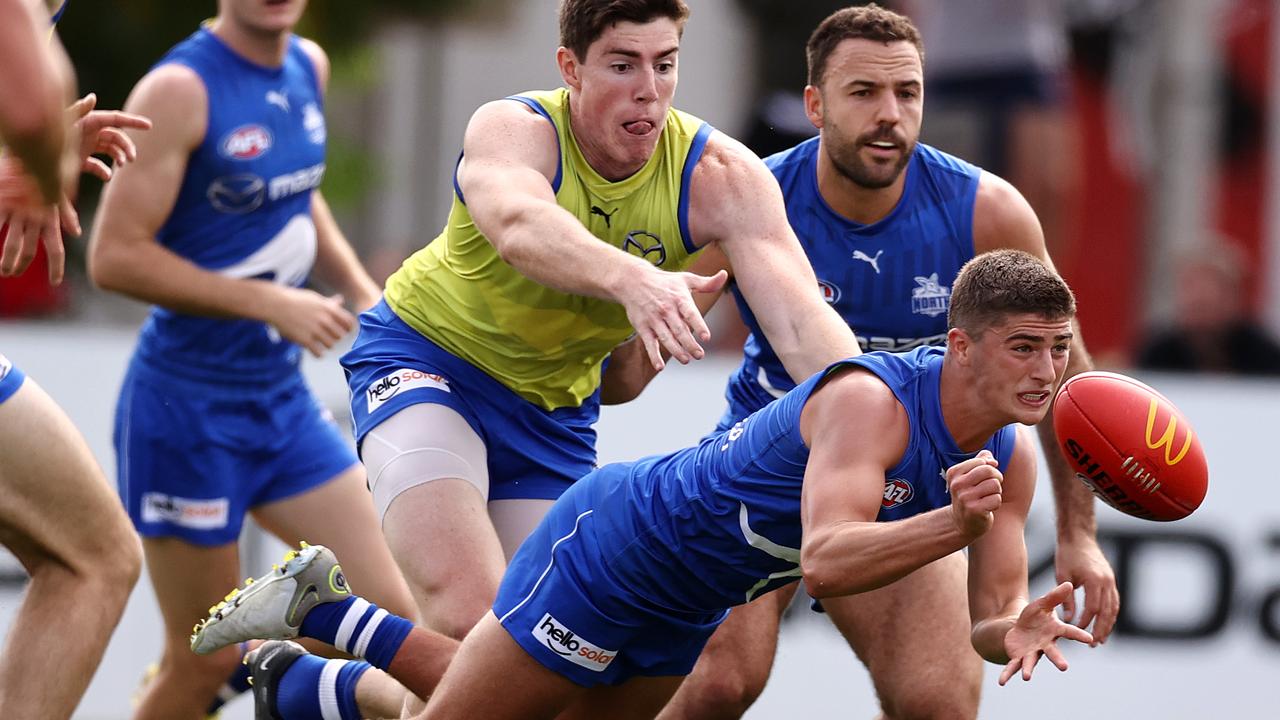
(87, 234, 134, 293)
(799, 543, 843, 599)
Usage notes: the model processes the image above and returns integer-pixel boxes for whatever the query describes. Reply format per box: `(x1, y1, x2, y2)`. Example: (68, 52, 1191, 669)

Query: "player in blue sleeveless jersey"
(88, 1, 415, 718)
(629, 6, 1120, 718)
(184, 250, 1095, 720)
(0, 1, 149, 718)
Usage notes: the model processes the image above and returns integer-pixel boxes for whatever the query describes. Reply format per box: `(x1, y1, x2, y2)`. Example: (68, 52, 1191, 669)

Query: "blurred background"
(2, 0, 1278, 717)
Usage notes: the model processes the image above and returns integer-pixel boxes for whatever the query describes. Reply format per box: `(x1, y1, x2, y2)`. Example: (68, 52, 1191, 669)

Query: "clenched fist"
(947, 449, 1003, 538)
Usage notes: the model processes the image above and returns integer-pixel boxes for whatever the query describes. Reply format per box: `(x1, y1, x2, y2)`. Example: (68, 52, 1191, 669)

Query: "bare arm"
(0, 0, 71, 203)
(89, 65, 352, 357)
(969, 428, 1095, 682)
(460, 100, 724, 370)
(688, 132, 861, 383)
(797, 371, 982, 598)
(973, 171, 1117, 641)
(311, 191, 381, 312)
(967, 426, 1037, 662)
(297, 39, 380, 313)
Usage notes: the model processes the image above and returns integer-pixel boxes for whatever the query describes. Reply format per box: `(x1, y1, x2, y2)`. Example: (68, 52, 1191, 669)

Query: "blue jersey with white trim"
(724, 139, 980, 416)
(596, 346, 1016, 612)
(133, 27, 327, 384)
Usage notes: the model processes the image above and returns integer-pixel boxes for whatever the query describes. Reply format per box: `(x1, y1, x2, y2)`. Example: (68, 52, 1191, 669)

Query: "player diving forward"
(190, 249, 1096, 720)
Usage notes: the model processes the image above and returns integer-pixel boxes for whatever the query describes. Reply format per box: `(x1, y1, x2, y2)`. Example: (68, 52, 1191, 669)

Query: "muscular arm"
(688, 133, 861, 382)
(973, 172, 1117, 640)
(0, 0, 72, 203)
(89, 65, 353, 356)
(798, 371, 973, 598)
(298, 39, 380, 312)
(460, 100, 721, 367)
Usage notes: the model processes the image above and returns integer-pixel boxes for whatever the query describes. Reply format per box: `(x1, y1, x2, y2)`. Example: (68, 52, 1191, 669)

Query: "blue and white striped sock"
(275, 654, 371, 720)
(300, 596, 413, 671)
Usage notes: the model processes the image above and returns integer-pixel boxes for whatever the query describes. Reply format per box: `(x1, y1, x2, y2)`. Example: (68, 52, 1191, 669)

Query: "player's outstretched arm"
(460, 100, 724, 371)
(687, 132, 861, 382)
(89, 66, 353, 357)
(966, 427, 1094, 680)
(973, 172, 1118, 643)
(799, 371, 977, 597)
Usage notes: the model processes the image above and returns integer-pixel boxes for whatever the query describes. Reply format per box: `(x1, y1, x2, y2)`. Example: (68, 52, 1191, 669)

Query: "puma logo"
(590, 205, 619, 228)
(852, 249, 884, 274)
(265, 89, 290, 112)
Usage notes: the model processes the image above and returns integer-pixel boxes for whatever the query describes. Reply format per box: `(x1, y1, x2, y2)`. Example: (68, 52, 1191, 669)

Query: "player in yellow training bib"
(336, 0, 862, 693)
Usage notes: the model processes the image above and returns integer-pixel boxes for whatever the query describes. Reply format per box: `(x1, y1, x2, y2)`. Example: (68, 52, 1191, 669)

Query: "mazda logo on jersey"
(622, 230, 666, 266)
(207, 174, 266, 214)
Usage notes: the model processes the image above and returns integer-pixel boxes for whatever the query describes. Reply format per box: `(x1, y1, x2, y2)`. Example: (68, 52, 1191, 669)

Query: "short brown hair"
(559, 0, 691, 61)
(948, 250, 1076, 334)
(806, 3, 924, 87)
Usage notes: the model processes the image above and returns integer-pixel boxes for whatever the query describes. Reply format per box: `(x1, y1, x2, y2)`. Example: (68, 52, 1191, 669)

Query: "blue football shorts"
(492, 465, 729, 687)
(114, 359, 358, 545)
(0, 354, 25, 405)
(341, 299, 599, 502)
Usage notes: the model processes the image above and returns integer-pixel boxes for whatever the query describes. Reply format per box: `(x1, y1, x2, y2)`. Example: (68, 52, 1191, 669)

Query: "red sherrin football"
(1052, 371, 1208, 521)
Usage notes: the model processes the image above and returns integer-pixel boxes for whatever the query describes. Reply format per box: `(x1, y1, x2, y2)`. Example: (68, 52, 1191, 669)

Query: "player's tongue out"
(623, 120, 654, 135)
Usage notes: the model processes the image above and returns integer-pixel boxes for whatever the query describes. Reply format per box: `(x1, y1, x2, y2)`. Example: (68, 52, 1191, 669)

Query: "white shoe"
(191, 543, 351, 655)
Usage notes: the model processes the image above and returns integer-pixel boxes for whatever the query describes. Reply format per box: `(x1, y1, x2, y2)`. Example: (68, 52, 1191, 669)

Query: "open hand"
(999, 581, 1095, 685)
(619, 267, 728, 371)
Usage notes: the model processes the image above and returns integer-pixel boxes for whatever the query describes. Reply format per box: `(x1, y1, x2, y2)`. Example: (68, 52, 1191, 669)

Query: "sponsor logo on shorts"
(219, 124, 272, 160)
(365, 368, 450, 413)
(882, 478, 914, 509)
(532, 613, 617, 672)
(0, 354, 11, 382)
(140, 493, 230, 530)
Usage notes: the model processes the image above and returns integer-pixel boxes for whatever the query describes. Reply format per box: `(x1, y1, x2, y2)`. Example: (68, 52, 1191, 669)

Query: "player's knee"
(79, 518, 143, 607)
(879, 681, 979, 720)
(682, 662, 769, 716)
(416, 576, 499, 640)
(427, 604, 490, 641)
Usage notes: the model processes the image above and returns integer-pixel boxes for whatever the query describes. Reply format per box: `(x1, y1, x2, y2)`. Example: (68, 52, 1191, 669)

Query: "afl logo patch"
(882, 478, 914, 509)
(220, 125, 273, 160)
(818, 280, 841, 304)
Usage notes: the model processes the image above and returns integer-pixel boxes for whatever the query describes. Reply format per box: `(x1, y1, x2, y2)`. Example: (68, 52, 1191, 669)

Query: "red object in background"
(0, 222, 70, 317)
(1053, 371, 1209, 522)
(1217, 0, 1270, 316)
(1059, 69, 1144, 362)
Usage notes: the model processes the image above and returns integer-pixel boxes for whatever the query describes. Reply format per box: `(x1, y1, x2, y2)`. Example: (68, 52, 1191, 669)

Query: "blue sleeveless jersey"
(723, 139, 980, 419)
(133, 28, 327, 384)
(591, 346, 1015, 612)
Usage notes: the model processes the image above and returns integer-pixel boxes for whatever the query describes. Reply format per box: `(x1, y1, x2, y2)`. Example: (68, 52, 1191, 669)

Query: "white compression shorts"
(360, 402, 555, 560)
